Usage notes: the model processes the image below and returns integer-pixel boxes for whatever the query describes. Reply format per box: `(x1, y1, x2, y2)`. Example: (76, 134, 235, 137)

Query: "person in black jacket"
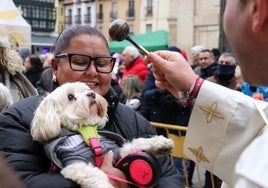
(0, 25, 184, 188)
(199, 49, 218, 79)
(23, 55, 43, 87)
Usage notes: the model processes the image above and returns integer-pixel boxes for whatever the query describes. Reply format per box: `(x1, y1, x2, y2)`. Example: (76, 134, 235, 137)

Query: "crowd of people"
(0, 31, 257, 188)
(0, 37, 245, 188)
(1, 0, 268, 187)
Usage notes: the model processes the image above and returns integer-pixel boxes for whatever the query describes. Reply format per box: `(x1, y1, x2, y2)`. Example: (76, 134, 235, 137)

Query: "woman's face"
(24, 57, 32, 71)
(52, 34, 112, 96)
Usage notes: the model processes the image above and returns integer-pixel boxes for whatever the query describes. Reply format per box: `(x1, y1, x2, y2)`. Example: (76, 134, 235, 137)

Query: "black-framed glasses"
(55, 53, 116, 73)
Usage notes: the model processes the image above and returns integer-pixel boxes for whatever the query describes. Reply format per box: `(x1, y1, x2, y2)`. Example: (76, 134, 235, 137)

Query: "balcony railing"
(65, 15, 72, 24)
(110, 11, 117, 21)
(75, 15, 81, 24)
(145, 6, 153, 17)
(126, 9, 135, 19)
(84, 13, 91, 23)
(97, 12, 103, 22)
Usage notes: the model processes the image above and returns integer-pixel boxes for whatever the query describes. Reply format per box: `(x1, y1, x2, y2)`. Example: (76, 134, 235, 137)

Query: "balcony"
(65, 15, 72, 24)
(84, 14, 91, 23)
(126, 9, 135, 20)
(97, 12, 103, 23)
(145, 6, 153, 17)
(110, 11, 117, 21)
(75, 15, 81, 24)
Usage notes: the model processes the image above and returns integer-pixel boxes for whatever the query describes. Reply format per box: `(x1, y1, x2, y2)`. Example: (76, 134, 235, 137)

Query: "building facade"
(94, 0, 223, 55)
(12, 0, 228, 56)
(63, 0, 96, 29)
(96, 0, 141, 40)
(14, 0, 57, 54)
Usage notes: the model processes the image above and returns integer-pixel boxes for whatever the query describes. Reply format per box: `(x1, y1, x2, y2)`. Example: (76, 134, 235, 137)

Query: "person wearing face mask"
(207, 52, 239, 90)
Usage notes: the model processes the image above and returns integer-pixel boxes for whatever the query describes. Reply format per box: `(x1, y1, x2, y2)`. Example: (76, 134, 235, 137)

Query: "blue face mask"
(217, 64, 236, 76)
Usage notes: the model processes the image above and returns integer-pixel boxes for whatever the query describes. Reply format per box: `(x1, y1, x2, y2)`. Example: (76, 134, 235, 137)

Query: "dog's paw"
(149, 135, 174, 156)
(121, 135, 174, 157)
(61, 162, 114, 188)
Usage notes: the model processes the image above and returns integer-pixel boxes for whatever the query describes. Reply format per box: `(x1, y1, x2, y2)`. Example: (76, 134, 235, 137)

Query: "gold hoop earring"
(52, 74, 57, 83)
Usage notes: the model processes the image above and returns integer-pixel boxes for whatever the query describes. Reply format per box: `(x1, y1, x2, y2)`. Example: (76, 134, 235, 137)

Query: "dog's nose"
(87, 91, 96, 99)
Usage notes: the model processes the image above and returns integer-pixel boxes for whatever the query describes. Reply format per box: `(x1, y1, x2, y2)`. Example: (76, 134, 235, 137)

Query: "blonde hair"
(42, 53, 54, 69)
(122, 75, 143, 99)
(0, 40, 25, 75)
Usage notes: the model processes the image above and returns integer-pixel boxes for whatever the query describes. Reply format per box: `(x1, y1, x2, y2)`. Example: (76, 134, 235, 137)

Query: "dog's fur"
(31, 82, 174, 188)
(0, 83, 13, 112)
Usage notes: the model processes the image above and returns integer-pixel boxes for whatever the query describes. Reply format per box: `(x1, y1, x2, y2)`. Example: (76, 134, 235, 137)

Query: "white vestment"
(184, 81, 268, 187)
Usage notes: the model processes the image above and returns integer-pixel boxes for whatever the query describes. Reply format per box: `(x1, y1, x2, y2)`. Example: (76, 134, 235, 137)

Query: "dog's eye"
(67, 94, 76, 101)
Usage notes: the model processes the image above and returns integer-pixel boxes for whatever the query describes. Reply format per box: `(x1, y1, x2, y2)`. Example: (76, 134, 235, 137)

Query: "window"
(61, 7, 64, 16)
(128, 0, 135, 18)
(40, 7, 47, 19)
(146, 0, 153, 16)
(68, 9, 72, 17)
(40, 20, 46, 29)
(66, 9, 72, 24)
(87, 7, 91, 14)
(146, 24, 152, 33)
(111, 2, 117, 19)
(98, 4, 103, 21)
(129, 25, 134, 35)
(84, 7, 91, 23)
(13, 1, 56, 32)
(75, 8, 81, 23)
(22, 6, 28, 17)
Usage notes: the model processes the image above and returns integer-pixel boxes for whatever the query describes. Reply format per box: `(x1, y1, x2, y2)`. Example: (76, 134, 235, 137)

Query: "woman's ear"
(51, 57, 58, 71)
(250, 0, 268, 33)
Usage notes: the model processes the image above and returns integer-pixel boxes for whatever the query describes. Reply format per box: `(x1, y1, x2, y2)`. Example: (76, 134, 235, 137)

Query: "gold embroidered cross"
(199, 101, 224, 123)
(188, 146, 210, 163)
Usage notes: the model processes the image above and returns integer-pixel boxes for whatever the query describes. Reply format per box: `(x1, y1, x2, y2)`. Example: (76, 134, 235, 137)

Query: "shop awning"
(109, 30, 169, 53)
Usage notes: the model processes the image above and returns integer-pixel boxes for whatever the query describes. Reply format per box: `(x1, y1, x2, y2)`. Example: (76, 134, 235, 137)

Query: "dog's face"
(31, 82, 108, 143)
(50, 82, 108, 129)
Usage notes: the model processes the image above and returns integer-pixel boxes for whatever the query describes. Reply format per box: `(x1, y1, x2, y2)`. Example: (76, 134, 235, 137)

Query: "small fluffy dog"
(31, 82, 174, 188)
(0, 83, 13, 112)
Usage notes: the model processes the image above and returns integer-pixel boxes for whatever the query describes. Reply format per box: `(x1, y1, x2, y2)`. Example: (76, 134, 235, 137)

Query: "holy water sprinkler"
(109, 19, 149, 55)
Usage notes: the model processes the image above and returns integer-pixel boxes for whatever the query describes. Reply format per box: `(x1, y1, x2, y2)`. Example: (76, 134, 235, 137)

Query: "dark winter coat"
(36, 67, 54, 95)
(0, 87, 184, 188)
(200, 61, 218, 79)
(140, 70, 192, 126)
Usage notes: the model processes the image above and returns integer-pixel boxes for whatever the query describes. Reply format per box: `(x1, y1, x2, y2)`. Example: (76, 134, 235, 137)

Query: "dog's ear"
(96, 94, 108, 118)
(31, 98, 62, 143)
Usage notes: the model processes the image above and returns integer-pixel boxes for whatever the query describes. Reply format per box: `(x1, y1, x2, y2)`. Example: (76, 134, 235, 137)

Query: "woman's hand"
(100, 151, 128, 188)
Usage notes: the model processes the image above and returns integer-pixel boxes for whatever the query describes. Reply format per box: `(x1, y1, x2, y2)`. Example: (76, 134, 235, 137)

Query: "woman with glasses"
(0, 25, 183, 188)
